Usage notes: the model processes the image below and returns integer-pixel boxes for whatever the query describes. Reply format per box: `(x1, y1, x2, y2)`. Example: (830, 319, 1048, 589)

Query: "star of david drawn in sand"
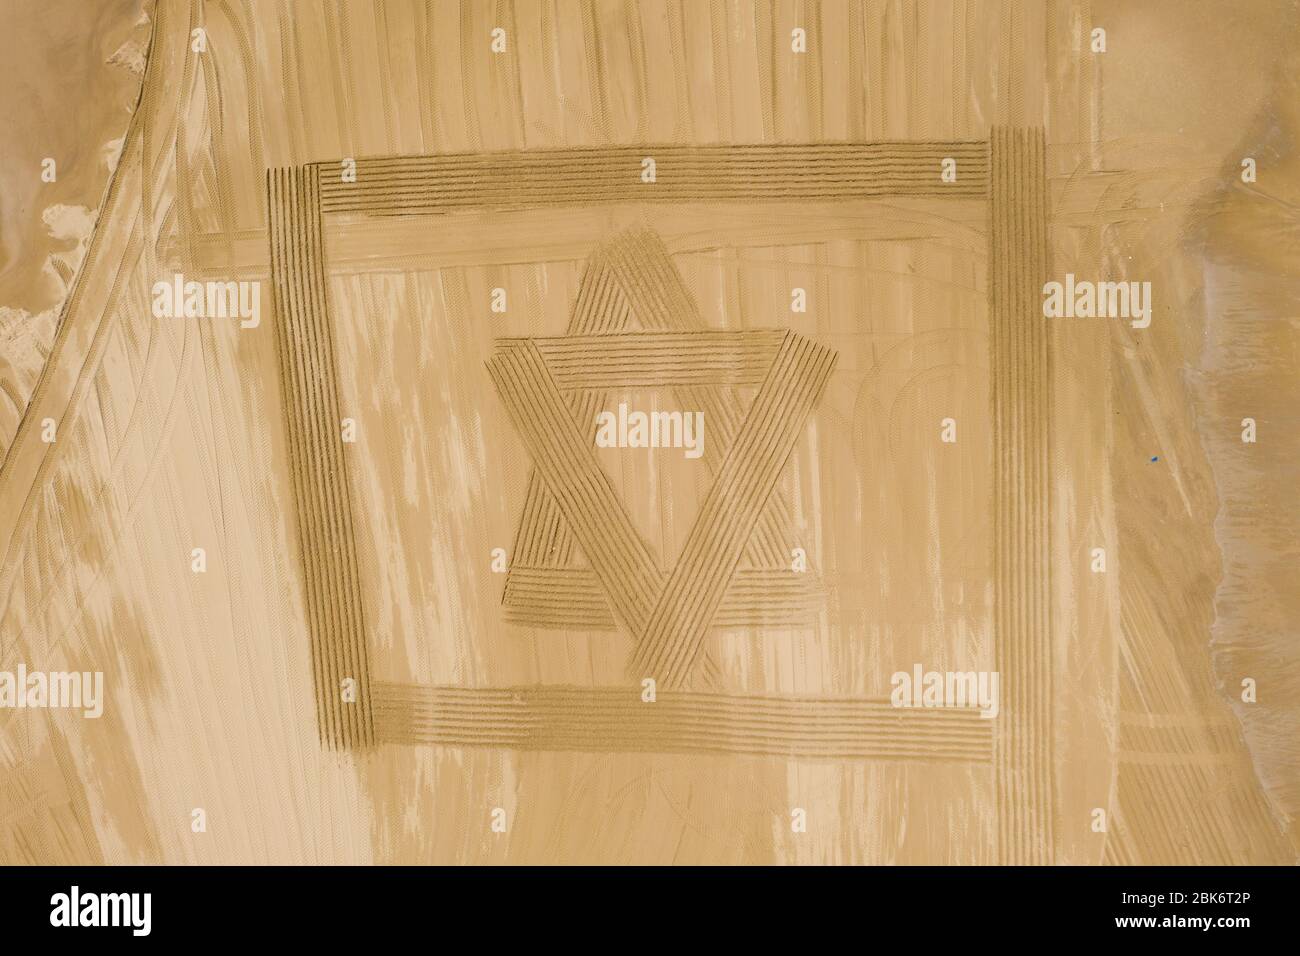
(487, 227, 837, 689)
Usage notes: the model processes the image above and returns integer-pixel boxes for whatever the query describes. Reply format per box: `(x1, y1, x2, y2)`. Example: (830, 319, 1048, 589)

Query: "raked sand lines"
(501, 227, 825, 637)
(372, 682, 994, 762)
(489, 328, 836, 689)
(625, 332, 837, 687)
(267, 166, 374, 750)
(316, 142, 990, 214)
(503, 568, 824, 631)
(989, 126, 1053, 864)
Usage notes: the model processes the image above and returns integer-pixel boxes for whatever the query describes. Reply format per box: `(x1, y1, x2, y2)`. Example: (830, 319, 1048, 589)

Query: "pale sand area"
(0, 0, 146, 457)
(1079, 0, 1298, 859)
